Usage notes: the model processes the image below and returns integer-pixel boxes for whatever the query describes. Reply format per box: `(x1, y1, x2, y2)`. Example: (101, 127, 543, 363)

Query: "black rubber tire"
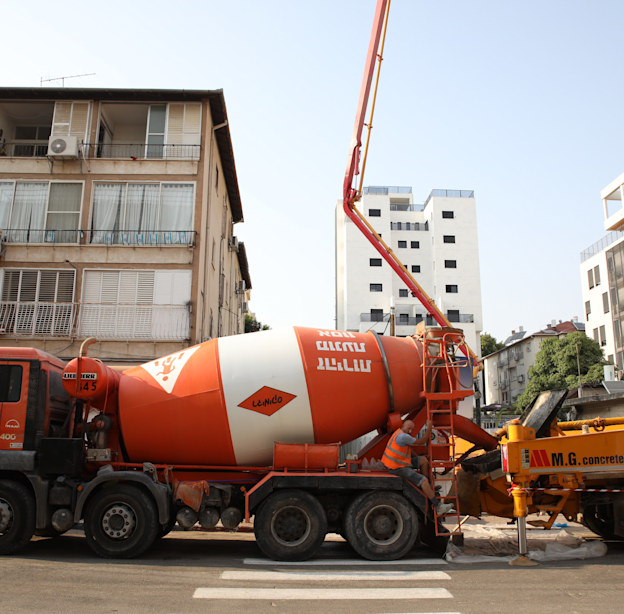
(344, 490, 418, 560)
(0, 480, 36, 555)
(583, 503, 622, 540)
(254, 489, 327, 561)
(156, 513, 177, 539)
(84, 483, 159, 558)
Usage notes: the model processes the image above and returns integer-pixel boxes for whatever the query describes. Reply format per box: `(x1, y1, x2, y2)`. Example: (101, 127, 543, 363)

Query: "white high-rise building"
(336, 186, 483, 357)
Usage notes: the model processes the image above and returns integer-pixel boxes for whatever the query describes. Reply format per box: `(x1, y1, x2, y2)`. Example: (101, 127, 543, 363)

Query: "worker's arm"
(409, 420, 433, 446)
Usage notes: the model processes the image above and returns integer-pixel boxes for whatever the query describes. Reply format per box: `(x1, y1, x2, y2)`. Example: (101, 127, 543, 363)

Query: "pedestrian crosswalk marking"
(193, 587, 453, 600)
(222, 570, 451, 581)
(242, 556, 448, 566)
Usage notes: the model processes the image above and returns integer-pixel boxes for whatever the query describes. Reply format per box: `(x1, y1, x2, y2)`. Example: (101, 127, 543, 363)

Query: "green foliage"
(515, 332, 607, 412)
(481, 332, 504, 357)
(244, 314, 270, 333)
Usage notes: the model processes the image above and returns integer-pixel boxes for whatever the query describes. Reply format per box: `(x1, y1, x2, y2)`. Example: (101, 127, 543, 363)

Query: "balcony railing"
(82, 143, 201, 160)
(1, 229, 196, 246)
(390, 221, 429, 231)
(359, 313, 473, 325)
(0, 142, 201, 160)
(0, 142, 49, 157)
(446, 313, 474, 323)
(0, 302, 190, 341)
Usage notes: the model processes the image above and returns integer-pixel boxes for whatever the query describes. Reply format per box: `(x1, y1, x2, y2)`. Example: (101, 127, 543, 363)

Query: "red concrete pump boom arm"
(342, 0, 479, 369)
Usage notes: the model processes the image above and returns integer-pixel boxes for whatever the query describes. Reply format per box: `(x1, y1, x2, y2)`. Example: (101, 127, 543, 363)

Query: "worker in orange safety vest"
(382, 418, 454, 515)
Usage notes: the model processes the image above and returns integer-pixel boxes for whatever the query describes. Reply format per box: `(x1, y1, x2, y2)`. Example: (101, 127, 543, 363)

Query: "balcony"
(0, 302, 190, 341)
(360, 313, 437, 326)
(82, 143, 200, 160)
(1, 229, 196, 246)
(0, 142, 49, 157)
(446, 313, 474, 324)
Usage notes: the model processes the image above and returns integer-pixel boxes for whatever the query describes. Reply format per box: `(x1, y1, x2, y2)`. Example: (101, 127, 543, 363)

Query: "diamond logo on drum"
(238, 386, 297, 416)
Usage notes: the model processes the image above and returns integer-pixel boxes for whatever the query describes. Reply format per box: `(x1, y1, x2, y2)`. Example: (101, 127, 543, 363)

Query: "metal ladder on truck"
(419, 326, 474, 538)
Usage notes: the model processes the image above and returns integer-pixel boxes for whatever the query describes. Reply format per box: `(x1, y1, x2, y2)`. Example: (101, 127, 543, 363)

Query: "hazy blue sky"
(5, 0, 624, 341)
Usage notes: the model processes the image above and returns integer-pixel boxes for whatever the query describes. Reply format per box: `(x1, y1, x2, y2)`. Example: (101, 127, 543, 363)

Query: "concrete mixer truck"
(0, 325, 497, 561)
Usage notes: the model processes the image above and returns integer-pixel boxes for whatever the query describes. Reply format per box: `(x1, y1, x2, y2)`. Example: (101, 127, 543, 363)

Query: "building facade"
(336, 186, 483, 354)
(0, 87, 251, 365)
(482, 320, 585, 406)
(580, 171, 624, 370)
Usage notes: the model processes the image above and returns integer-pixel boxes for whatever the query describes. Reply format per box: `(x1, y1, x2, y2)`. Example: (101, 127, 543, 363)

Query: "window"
(588, 268, 594, 289)
(91, 182, 194, 245)
(444, 260, 457, 268)
(369, 258, 382, 267)
(442, 210, 454, 219)
(585, 300, 591, 319)
(443, 235, 455, 244)
(399, 289, 408, 297)
(370, 283, 383, 292)
(0, 365, 22, 403)
(0, 269, 75, 336)
(410, 241, 419, 248)
(411, 265, 420, 273)
(447, 309, 460, 323)
(603, 292, 610, 314)
(370, 308, 384, 322)
(599, 325, 607, 347)
(0, 181, 82, 243)
(594, 265, 601, 286)
(446, 284, 458, 293)
(79, 269, 191, 340)
(368, 209, 381, 217)
(146, 105, 166, 158)
(13, 126, 51, 156)
(398, 240, 407, 248)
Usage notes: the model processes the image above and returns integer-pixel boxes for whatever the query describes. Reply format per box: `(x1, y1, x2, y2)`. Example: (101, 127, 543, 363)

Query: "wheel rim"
(363, 504, 403, 546)
(101, 504, 137, 540)
(0, 498, 13, 534)
(270, 505, 312, 547)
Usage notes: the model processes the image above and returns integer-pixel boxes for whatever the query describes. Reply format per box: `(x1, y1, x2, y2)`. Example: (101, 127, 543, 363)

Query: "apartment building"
(0, 87, 251, 364)
(483, 320, 585, 406)
(335, 186, 483, 354)
(580, 171, 624, 370)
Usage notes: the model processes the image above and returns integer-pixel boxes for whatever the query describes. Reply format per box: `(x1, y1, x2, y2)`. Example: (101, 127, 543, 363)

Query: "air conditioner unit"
(47, 135, 79, 158)
(228, 236, 239, 252)
(517, 374, 525, 383)
(235, 280, 246, 294)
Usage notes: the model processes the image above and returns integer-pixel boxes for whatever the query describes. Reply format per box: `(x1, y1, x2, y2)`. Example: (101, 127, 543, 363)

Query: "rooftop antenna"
(40, 73, 96, 87)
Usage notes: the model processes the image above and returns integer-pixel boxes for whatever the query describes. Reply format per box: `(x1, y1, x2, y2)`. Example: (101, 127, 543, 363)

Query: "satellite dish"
(50, 138, 67, 154)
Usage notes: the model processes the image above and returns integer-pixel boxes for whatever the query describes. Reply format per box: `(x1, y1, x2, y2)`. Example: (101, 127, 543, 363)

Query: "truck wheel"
(583, 503, 622, 540)
(84, 484, 159, 558)
(344, 491, 418, 560)
(0, 480, 36, 555)
(254, 489, 327, 561)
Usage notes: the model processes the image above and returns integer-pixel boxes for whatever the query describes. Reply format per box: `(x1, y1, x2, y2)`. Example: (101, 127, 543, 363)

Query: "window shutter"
(167, 104, 185, 144)
(51, 102, 90, 140)
(182, 104, 201, 145)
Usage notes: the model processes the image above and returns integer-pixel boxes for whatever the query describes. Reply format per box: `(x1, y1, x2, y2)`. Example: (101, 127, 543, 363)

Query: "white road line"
(222, 570, 451, 581)
(243, 557, 448, 566)
(193, 587, 452, 600)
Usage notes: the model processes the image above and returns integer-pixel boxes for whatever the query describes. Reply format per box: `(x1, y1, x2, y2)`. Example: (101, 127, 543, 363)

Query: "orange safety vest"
(382, 428, 412, 469)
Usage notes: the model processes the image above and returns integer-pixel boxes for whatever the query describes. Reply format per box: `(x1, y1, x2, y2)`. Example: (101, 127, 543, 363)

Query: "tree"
(245, 314, 270, 333)
(515, 331, 607, 412)
(481, 333, 504, 357)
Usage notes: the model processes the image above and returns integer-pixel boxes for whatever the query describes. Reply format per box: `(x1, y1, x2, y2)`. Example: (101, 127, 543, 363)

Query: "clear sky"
(5, 0, 624, 342)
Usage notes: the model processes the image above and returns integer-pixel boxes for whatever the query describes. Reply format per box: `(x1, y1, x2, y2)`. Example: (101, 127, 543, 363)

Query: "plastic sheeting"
(445, 526, 608, 564)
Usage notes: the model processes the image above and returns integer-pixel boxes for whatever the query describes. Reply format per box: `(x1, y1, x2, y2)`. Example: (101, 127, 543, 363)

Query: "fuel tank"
(65, 327, 428, 466)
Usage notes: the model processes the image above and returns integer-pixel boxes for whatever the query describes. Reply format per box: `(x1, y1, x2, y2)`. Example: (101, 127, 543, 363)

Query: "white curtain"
(92, 184, 125, 244)
(161, 184, 193, 243)
(10, 183, 47, 242)
(125, 184, 159, 234)
(0, 182, 13, 230)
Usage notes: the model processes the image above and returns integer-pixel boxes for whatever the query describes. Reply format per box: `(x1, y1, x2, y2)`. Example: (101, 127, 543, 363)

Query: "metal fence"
(0, 302, 190, 341)
(1, 229, 196, 246)
(82, 143, 201, 160)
